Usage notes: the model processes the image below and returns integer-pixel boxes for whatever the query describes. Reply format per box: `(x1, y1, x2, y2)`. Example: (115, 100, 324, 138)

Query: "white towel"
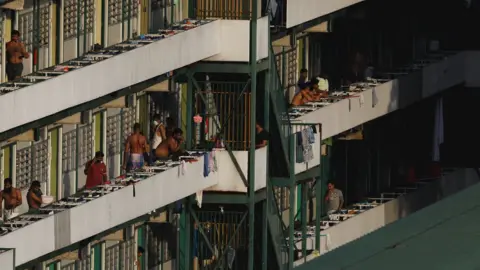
(178, 160, 186, 176)
(196, 190, 203, 208)
(432, 97, 444, 162)
(372, 88, 379, 107)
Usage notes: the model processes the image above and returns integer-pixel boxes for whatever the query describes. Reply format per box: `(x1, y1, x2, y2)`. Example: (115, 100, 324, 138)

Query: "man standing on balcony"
(255, 122, 269, 148)
(85, 151, 108, 189)
(5, 30, 29, 81)
(325, 182, 344, 215)
(155, 128, 186, 160)
(0, 178, 22, 221)
(124, 123, 148, 172)
(27, 181, 43, 212)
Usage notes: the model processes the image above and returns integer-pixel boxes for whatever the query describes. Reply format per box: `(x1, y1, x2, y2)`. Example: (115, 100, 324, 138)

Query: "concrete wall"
(0, 249, 15, 270)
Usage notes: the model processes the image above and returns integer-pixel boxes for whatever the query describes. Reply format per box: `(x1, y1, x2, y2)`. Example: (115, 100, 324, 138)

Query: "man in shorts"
(6, 30, 29, 81)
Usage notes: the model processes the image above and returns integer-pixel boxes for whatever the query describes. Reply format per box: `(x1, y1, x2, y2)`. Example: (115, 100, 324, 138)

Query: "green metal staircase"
(267, 44, 295, 270)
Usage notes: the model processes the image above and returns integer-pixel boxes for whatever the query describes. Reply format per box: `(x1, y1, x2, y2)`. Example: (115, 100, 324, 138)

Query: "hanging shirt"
(151, 124, 163, 150)
(86, 161, 107, 189)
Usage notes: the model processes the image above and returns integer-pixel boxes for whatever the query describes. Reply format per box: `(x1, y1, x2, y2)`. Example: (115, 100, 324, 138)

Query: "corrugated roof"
(296, 181, 480, 270)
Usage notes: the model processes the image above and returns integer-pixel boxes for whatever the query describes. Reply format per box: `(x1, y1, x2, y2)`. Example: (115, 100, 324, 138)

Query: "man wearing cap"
(85, 151, 108, 189)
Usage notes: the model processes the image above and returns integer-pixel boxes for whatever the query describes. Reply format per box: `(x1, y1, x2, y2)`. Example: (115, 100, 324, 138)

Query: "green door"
(95, 112, 105, 152)
(93, 243, 102, 270)
(50, 128, 60, 198)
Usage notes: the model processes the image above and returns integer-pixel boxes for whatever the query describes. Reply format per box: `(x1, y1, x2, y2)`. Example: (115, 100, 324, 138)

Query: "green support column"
(188, 0, 195, 18)
(186, 78, 194, 149)
(316, 134, 328, 250)
(301, 182, 308, 259)
(93, 244, 102, 270)
(288, 134, 296, 269)
(262, 43, 271, 270)
(180, 198, 192, 270)
(248, 0, 258, 268)
(137, 226, 145, 270)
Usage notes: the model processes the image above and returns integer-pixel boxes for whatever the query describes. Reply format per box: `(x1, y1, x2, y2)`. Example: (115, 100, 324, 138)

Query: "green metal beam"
(0, 75, 169, 142)
(186, 78, 194, 149)
(197, 189, 267, 204)
(248, 0, 259, 267)
(295, 166, 321, 182)
(180, 197, 192, 270)
(180, 60, 270, 74)
(271, 177, 291, 187)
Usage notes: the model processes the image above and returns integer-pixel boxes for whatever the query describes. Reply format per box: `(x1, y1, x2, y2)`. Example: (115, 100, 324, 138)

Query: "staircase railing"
(269, 45, 293, 175)
(267, 44, 295, 269)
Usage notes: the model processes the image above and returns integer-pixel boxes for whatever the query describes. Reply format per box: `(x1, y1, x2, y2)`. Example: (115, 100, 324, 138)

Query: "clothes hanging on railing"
(178, 160, 186, 176)
(196, 190, 203, 208)
(203, 151, 218, 177)
(204, 153, 210, 177)
(296, 127, 315, 163)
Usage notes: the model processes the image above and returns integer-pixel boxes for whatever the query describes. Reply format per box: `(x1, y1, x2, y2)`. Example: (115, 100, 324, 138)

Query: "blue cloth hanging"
(296, 145, 305, 163)
(193, 229, 199, 257)
(297, 131, 303, 146)
(203, 152, 210, 177)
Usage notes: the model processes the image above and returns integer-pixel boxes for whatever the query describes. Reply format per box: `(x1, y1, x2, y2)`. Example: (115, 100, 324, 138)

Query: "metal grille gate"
(63, 0, 95, 40)
(32, 140, 49, 184)
(18, 2, 51, 52)
(107, 113, 122, 157)
(105, 242, 121, 270)
(60, 255, 91, 270)
(16, 140, 49, 190)
(147, 224, 172, 268)
(275, 48, 297, 92)
(120, 238, 135, 270)
(194, 210, 249, 270)
(78, 124, 93, 167)
(62, 129, 77, 173)
(122, 107, 137, 142)
(108, 0, 139, 25)
(16, 146, 32, 189)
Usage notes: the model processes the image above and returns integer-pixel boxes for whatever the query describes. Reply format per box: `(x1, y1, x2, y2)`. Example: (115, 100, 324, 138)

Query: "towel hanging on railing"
(359, 93, 365, 107)
(372, 88, 379, 108)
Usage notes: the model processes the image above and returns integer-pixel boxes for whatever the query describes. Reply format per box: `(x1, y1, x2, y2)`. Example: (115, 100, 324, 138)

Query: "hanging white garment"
(151, 125, 163, 149)
(432, 97, 444, 162)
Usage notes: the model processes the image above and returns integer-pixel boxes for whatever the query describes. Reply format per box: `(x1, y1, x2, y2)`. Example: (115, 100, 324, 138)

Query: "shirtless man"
(27, 181, 43, 212)
(123, 123, 148, 172)
(155, 128, 185, 160)
(291, 85, 315, 106)
(0, 178, 22, 221)
(310, 78, 328, 100)
(6, 30, 29, 81)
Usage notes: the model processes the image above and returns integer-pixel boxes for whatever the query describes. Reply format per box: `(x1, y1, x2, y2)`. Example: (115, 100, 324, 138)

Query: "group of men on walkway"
(83, 118, 186, 189)
(0, 178, 44, 221)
